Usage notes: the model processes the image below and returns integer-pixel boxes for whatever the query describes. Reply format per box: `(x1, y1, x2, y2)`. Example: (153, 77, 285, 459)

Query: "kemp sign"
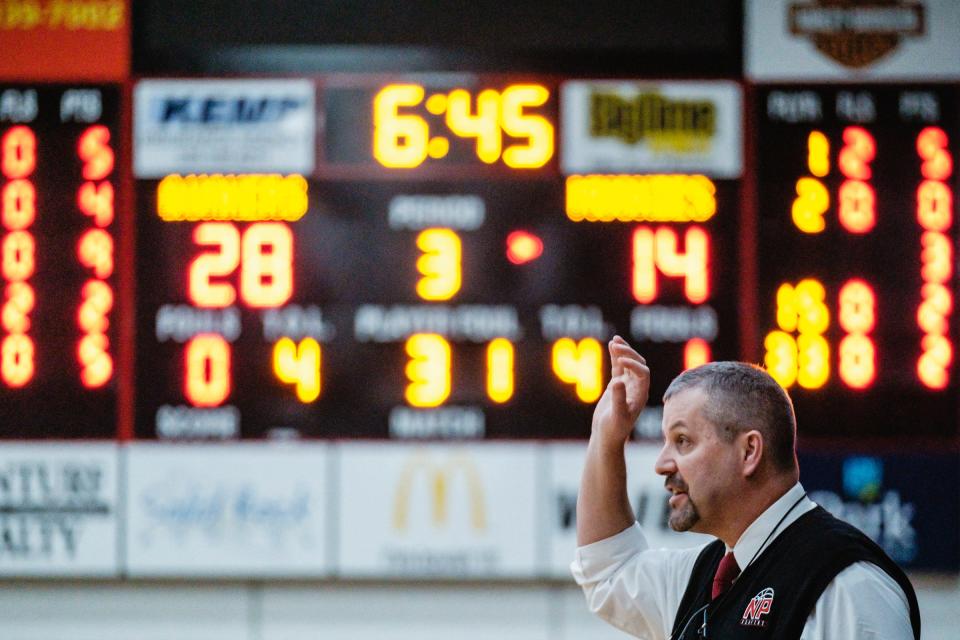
(133, 79, 316, 176)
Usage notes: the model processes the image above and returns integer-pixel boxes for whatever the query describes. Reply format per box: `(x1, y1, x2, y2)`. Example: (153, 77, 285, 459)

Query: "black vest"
(670, 507, 921, 640)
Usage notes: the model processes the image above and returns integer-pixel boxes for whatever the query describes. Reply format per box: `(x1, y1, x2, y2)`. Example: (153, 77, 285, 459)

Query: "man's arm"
(577, 336, 650, 546)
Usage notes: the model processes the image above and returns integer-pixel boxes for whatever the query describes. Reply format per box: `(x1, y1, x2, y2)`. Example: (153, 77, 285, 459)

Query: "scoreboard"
(0, 84, 121, 439)
(1, 76, 958, 443)
(755, 85, 958, 438)
(133, 77, 741, 440)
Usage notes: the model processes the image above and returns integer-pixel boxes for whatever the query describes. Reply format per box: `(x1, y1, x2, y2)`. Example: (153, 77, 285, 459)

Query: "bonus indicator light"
(506, 230, 543, 265)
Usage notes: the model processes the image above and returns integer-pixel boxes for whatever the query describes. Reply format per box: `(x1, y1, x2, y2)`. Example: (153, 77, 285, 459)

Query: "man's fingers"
(611, 378, 627, 414)
(620, 357, 649, 379)
(610, 340, 646, 366)
(609, 337, 625, 378)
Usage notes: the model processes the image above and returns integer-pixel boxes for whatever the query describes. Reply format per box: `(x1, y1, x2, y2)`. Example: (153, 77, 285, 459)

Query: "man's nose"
(654, 444, 676, 476)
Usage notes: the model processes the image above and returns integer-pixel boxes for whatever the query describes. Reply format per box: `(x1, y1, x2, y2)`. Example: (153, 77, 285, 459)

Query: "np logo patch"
(741, 587, 775, 627)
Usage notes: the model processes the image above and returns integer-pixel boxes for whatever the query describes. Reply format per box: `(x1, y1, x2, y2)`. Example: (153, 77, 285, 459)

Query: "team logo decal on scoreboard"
(788, 0, 924, 68)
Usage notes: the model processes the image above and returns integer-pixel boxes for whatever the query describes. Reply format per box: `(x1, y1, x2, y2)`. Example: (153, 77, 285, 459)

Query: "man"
(572, 336, 920, 639)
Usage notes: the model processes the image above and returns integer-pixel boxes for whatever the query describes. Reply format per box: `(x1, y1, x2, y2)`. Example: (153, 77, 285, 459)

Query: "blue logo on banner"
(150, 96, 306, 125)
(842, 456, 883, 503)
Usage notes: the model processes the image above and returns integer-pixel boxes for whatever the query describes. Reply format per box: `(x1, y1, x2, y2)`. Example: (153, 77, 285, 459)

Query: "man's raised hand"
(591, 336, 651, 444)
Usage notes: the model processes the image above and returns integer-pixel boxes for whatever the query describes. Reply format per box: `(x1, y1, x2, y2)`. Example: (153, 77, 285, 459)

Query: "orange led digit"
(1, 333, 33, 387)
(78, 332, 112, 388)
(683, 338, 710, 370)
(838, 280, 876, 334)
(416, 228, 461, 301)
(551, 337, 603, 403)
(486, 337, 514, 403)
(77, 125, 114, 181)
(239, 222, 293, 308)
(921, 231, 952, 283)
(189, 222, 240, 308)
(838, 180, 875, 234)
(501, 84, 554, 169)
(1, 126, 36, 179)
(916, 180, 952, 231)
(632, 226, 709, 304)
(2, 231, 35, 281)
(404, 333, 451, 408)
(807, 130, 830, 177)
(77, 228, 114, 279)
(445, 89, 502, 164)
(77, 181, 114, 227)
(2, 283, 33, 333)
(184, 334, 232, 407)
(373, 84, 429, 169)
(763, 330, 798, 389)
(917, 127, 952, 181)
(791, 177, 829, 233)
(839, 335, 875, 390)
(273, 337, 321, 403)
(77, 280, 113, 334)
(918, 334, 952, 390)
(838, 126, 875, 180)
(3, 180, 36, 229)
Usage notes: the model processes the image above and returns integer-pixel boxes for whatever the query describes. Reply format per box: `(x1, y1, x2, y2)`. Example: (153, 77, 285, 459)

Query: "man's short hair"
(663, 362, 798, 472)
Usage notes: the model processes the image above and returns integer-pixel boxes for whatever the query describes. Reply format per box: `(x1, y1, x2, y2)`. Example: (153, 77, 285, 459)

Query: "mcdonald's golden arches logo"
(392, 452, 487, 531)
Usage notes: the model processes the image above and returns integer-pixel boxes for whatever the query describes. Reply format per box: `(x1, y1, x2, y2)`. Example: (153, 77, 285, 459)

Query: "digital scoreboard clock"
(133, 76, 742, 440)
(0, 84, 122, 438)
(754, 84, 959, 439)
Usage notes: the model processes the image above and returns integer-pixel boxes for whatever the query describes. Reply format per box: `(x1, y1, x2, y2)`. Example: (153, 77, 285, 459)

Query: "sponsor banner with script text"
(125, 442, 331, 577)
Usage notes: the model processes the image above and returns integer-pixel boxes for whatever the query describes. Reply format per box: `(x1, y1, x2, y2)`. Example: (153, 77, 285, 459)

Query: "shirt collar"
(729, 482, 815, 570)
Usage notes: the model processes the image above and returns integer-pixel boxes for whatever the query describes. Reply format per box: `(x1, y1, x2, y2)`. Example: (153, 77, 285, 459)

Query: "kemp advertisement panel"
(337, 442, 539, 578)
(125, 443, 331, 577)
(0, 443, 118, 576)
(799, 450, 959, 571)
(546, 442, 711, 578)
(133, 79, 316, 177)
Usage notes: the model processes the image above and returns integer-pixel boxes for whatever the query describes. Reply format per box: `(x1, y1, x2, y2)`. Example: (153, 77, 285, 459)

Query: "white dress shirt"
(571, 483, 914, 639)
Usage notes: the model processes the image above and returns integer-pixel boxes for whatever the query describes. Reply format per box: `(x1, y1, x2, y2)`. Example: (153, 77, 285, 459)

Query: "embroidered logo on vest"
(741, 587, 775, 627)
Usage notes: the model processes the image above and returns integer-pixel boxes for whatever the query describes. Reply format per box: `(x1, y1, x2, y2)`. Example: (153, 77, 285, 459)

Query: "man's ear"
(741, 430, 764, 477)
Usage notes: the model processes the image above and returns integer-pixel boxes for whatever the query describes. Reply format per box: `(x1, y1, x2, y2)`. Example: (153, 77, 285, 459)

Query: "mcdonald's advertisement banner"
(547, 443, 711, 578)
(125, 443, 331, 577)
(337, 443, 539, 578)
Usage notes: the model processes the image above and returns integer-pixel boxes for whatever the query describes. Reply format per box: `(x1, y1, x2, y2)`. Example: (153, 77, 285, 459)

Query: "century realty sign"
(0, 444, 118, 576)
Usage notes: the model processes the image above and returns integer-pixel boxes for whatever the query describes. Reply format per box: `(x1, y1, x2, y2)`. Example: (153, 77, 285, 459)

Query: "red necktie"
(711, 551, 741, 599)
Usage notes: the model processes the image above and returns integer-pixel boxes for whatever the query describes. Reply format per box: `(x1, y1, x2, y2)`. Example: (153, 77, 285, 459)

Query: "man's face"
(654, 386, 741, 535)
